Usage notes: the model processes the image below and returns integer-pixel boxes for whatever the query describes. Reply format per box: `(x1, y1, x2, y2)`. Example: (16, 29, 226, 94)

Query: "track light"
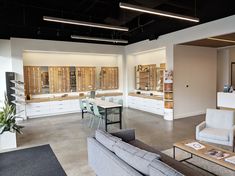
(43, 16, 129, 31)
(119, 2, 199, 23)
(208, 37, 235, 43)
(71, 35, 128, 44)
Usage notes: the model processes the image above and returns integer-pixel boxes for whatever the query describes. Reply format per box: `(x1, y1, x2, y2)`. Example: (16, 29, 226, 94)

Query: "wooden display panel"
(24, 66, 41, 95)
(100, 67, 119, 90)
(49, 67, 70, 93)
(76, 67, 96, 91)
(164, 70, 174, 109)
(156, 67, 164, 92)
(135, 64, 156, 90)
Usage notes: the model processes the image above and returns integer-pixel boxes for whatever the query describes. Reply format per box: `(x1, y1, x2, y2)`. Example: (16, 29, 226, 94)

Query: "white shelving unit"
(10, 80, 26, 119)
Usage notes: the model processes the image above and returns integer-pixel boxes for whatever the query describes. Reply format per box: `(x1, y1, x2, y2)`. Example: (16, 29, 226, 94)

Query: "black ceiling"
(1, 0, 235, 45)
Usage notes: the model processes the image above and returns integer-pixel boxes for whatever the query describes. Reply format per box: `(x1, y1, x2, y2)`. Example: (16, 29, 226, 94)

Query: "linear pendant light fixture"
(71, 35, 128, 44)
(43, 16, 129, 31)
(119, 2, 199, 23)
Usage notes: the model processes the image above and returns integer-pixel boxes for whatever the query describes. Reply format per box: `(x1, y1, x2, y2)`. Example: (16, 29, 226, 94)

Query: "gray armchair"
(196, 108, 235, 151)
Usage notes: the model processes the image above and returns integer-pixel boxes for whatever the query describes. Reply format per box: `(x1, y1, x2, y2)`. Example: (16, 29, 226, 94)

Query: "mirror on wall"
(40, 66, 49, 94)
(231, 62, 235, 88)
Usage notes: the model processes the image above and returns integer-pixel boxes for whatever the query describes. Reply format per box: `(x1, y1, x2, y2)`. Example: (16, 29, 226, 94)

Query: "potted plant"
(0, 95, 23, 150)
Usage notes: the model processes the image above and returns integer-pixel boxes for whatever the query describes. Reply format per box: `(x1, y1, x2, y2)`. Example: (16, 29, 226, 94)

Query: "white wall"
(216, 46, 235, 92)
(23, 51, 124, 92)
(23, 51, 119, 66)
(0, 40, 12, 107)
(127, 48, 166, 92)
(174, 45, 217, 119)
(10, 38, 125, 81)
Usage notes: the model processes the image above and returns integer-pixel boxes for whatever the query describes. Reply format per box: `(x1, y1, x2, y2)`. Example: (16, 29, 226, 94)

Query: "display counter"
(25, 92, 123, 118)
(128, 92, 164, 116)
(26, 92, 123, 103)
(217, 92, 235, 109)
(128, 93, 163, 100)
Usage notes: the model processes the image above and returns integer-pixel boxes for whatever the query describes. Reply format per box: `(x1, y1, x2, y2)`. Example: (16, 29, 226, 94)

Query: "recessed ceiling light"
(43, 16, 129, 31)
(119, 2, 199, 23)
(71, 35, 128, 44)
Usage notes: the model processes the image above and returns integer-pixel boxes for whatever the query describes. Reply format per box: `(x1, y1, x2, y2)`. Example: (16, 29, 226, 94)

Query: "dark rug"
(0, 144, 67, 176)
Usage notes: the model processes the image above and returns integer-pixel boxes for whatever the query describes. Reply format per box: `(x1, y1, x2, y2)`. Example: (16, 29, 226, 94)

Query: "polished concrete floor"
(16, 108, 204, 176)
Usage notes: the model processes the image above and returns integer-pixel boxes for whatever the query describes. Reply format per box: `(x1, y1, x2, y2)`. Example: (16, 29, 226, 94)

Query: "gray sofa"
(87, 129, 203, 176)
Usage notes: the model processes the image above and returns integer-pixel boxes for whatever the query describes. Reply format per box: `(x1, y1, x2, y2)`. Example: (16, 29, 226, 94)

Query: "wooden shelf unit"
(49, 66, 70, 93)
(24, 66, 42, 95)
(76, 67, 96, 91)
(135, 64, 165, 91)
(24, 66, 119, 95)
(100, 67, 119, 90)
(164, 70, 174, 109)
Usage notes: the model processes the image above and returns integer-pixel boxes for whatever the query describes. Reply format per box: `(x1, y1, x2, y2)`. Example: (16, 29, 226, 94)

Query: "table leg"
(119, 107, 122, 129)
(82, 110, 84, 119)
(105, 108, 108, 132)
(173, 146, 176, 159)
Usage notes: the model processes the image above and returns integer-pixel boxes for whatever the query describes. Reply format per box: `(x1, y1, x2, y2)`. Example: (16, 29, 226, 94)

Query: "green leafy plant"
(0, 95, 23, 134)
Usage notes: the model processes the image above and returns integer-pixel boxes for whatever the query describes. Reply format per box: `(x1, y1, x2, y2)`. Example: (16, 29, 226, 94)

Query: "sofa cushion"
(199, 128, 229, 141)
(149, 159, 184, 176)
(95, 130, 122, 152)
(114, 140, 160, 175)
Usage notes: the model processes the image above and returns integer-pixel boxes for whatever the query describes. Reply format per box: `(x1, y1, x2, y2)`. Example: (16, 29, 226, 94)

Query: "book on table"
(225, 156, 235, 164)
(205, 149, 230, 160)
(185, 142, 205, 150)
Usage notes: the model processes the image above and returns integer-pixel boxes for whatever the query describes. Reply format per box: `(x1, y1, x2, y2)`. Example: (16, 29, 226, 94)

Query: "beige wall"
(174, 45, 217, 119)
(216, 46, 235, 91)
(217, 49, 230, 91)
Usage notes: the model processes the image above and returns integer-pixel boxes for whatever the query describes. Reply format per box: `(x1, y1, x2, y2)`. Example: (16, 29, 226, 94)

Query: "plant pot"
(0, 131, 17, 150)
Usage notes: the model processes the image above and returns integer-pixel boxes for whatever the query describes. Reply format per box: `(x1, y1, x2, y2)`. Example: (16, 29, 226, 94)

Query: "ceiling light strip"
(208, 37, 235, 43)
(43, 16, 129, 31)
(71, 35, 128, 44)
(119, 2, 199, 23)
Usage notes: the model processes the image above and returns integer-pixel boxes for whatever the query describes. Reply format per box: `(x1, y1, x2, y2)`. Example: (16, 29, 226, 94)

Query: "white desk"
(89, 99, 122, 131)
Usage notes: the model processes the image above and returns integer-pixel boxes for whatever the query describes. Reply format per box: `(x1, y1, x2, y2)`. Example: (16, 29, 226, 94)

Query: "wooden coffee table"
(173, 139, 235, 175)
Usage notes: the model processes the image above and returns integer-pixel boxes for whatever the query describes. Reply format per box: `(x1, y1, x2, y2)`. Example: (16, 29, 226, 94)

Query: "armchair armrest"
(111, 129, 135, 142)
(196, 121, 206, 140)
(228, 125, 235, 147)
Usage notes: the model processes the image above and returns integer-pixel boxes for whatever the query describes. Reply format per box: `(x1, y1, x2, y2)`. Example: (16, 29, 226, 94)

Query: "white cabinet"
(128, 96, 164, 116)
(26, 99, 81, 118)
(217, 92, 235, 109)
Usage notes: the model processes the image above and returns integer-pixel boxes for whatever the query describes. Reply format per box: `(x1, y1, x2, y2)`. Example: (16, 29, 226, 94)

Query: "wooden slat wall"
(24, 66, 41, 95)
(100, 67, 118, 90)
(24, 66, 119, 94)
(76, 67, 96, 91)
(49, 66, 70, 93)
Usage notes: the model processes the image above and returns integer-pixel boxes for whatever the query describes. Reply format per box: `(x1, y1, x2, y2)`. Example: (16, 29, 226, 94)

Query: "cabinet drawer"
(26, 102, 51, 109)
